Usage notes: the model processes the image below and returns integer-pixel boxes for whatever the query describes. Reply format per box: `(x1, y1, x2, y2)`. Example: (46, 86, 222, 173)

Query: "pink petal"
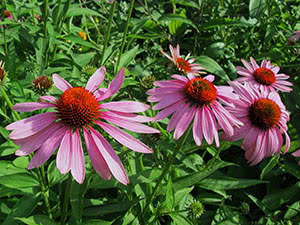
(38, 96, 57, 102)
(174, 106, 196, 140)
(27, 126, 68, 169)
(154, 99, 185, 121)
(70, 130, 85, 184)
(56, 129, 72, 174)
(292, 149, 300, 157)
(250, 57, 259, 70)
(101, 101, 149, 113)
(204, 75, 215, 82)
(101, 111, 154, 123)
(171, 74, 188, 82)
(52, 74, 72, 92)
(193, 108, 203, 146)
(8, 112, 57, 139)
(83, 128, 111, 180)
(97, 121, 153, 153)
(202, 106, 218, 146)
(167, 103, 190, 132)
(97, 68, 125, 101)
(15, 122, 63, 156)
(241, 59, 254, 73)
(12, 102, 56, 112)
(283, 129, 290, 154)
(152, 94, 185, 110)
(85, 66, 106, 93)
(90, 128, 129, 185)
(100, 114, 159, 134)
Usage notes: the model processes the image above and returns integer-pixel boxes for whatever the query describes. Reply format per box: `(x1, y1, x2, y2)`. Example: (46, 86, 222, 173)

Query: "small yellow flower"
(78, 31, 87, 40)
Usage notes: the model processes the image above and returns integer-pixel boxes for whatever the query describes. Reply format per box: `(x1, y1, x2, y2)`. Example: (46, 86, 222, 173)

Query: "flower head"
(147, 74, 242, 147)
(222, 82, 290, 165)
(32, 75, 53, 95)
(161, 44, 206, 77)
(3, 10, 13, 20)
(6, 67, 159, 184)
(236, 57, 293, 93)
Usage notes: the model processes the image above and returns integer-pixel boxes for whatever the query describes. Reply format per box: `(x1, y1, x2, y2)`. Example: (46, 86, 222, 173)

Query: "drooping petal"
(38, 96, 57, 102)
(90, 128, 129, 185)
(101, 111, 154, 123)
(8, 112, 57, 140)
(56, 129, 72, 174)
(202, 106, 214, 145)
(85, 66, 106, 93)
(52, 74, 72, 92)
(83, 128, 111, 180)
(152, 94, 185, 110)
(27, 126, 68, 169)
(97, 121, 153, 153)
(193, 108, 203, 146)
(174, 106, 196, 140)
(15, 122, 63, 156)
(70, 130, 85, 184)
(155, 99, 185, 121)
(167, 103, 190, 132)
(96, 68, 125, 101)
(12, 102, 56, 112)
(100, 114, 159, 134)
(101, 101, 149, 113)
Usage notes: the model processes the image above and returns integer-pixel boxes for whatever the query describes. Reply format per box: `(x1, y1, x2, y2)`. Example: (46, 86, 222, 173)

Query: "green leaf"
(0, 140, 19, 156)
(249, 0, 267, 18)
(0, 160, 27, 177)
(61, 35, 99, 50)
(170, 214, 193, 225)
(72, 52, 96, 67)
(47, 160, 67, 186)
(67, 7, 101, 17)
(200, 17, 256, 30)
(173, 159, 235, 190)
(15, 215, 57, 225)
(166, 178, 175, 210)
(284, 201, 300, 219)
(174, 0, 200, 9)
(260, 155, 280, 180)
(2, 194, 41, 225)
(196, 56, 230, 81)
(82, 219, 113, 225)
(246, 193, 270, 215)
(262, 182, 300, 211)
(198, 174, 267, 190)
(83, 199, 140, 216)
(159, 14, 199, 32)
(119, 45, 140, 69)
(0, 173, 39, 190)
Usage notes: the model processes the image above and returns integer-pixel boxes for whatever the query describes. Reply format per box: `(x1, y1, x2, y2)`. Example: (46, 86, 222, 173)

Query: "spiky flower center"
(253, 68, 275, 85)
(248, 98, 281, 130)
(3, 10, 11, 18)
(176, 58, 191, 73)
(184, 77, 217, 106)
(56, 87, 99, 128)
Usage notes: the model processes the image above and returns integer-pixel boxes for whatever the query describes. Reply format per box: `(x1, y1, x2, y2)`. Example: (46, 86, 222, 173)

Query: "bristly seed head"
(253, 68, 275, 86)
(184, 77, 217, 106)
(56, 87, 99, 128)
(248, 98, 281, 130)
(176, 58, 191, 73)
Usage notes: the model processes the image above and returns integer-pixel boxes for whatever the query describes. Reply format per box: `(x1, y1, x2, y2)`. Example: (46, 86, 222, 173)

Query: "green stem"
(37, 166, 53, 219)
(99, 1, 116, 66)
(140, 125, 192, 219)
(60, 173, 73, 225)
(1, 87, 21, 120)
(115, 0, 135, 73)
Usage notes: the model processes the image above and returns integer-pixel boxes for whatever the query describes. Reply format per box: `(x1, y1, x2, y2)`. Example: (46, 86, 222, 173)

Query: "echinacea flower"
(147, 74, 243, 147)
(222, 81, 290, 165)
(161, 44, 206, 77)
(236, 57, 292, 93)
(6, 67, 159, 184)
(3, 10, 13, 20)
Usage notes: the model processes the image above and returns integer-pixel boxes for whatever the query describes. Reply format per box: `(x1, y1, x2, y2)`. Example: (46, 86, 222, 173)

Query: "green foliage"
(0, 0, 300, 224)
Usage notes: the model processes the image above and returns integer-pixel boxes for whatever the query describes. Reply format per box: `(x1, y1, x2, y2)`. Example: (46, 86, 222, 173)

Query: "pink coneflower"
(3, 10, 13, 20)
(147, 74, 243, 147)
(6, 67, 159, 184)
(222, 81, 290, 165)
(161, 44, 206, 77)
(236, 57, 292, 93)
